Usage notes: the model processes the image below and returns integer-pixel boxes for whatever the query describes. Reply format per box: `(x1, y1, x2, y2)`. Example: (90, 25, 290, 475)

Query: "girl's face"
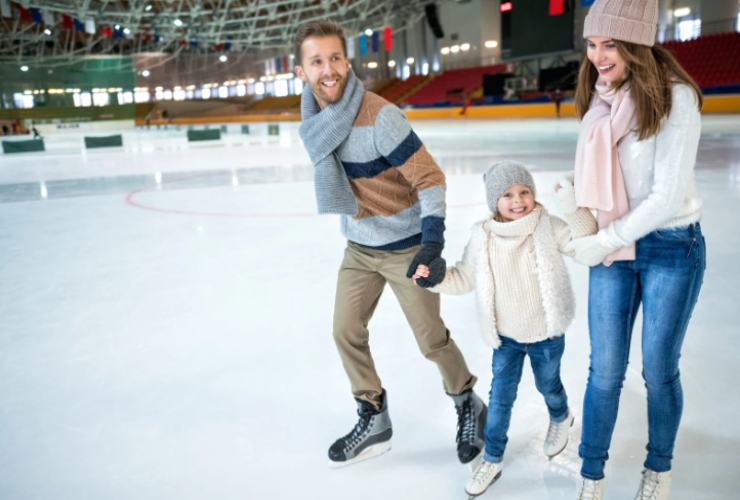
(586, 36, 628, 85)
(496, 183, 535, 222)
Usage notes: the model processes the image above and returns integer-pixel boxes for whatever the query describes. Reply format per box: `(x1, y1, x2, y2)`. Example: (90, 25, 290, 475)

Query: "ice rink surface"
(1, 116, 739, 499)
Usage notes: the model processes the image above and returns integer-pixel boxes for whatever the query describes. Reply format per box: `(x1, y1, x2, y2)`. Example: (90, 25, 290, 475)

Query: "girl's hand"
(413, 264, 430, 280)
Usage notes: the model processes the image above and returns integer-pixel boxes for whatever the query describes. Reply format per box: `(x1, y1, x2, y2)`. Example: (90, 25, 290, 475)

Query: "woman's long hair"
(574, 41, 703, 140)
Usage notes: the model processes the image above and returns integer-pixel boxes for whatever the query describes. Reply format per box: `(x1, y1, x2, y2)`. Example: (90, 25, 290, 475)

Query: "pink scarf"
(574, 82, 636, 264)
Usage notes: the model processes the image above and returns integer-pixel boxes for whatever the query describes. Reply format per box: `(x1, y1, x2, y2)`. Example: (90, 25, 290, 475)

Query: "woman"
(567, 1, 706, 499)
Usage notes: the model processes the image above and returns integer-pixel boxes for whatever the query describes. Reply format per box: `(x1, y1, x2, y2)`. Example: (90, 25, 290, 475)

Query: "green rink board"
(187, 129, 221, 141)
(2, 139, 45, 154)
(84, 135, 123, 148)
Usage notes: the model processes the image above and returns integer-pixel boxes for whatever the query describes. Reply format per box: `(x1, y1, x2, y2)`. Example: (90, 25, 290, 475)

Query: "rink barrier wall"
(132, 93, 740, 126)
(2, 138, 45, 153)
(84, 134, 124, 148)
(187, 129, 221, 141)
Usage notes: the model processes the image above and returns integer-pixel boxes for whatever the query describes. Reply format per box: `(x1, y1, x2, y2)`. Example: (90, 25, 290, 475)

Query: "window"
(134, 90, 150, 103)
(677, 19, 701, 41)
(274, 79, 288, 97)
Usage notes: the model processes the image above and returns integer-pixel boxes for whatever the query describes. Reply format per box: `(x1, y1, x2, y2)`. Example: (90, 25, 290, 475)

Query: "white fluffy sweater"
(613, 83, 702, 244)
(432, 206, 596, 348)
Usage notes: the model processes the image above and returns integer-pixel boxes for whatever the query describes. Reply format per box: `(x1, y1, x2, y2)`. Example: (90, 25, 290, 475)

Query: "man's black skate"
(450, 389, 486, 464)
(328, 389, 392, 467)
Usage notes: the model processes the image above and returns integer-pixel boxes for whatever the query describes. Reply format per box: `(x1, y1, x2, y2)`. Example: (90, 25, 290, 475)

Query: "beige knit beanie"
(583, 0, 658, 47)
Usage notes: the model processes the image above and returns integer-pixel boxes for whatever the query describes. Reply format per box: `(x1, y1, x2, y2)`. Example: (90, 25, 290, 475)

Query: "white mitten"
(553, 177, 577, 215)
(565, 224, 629, 266)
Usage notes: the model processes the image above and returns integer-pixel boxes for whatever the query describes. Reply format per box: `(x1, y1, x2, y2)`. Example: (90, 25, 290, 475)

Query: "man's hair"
(293, 21, 347, 65)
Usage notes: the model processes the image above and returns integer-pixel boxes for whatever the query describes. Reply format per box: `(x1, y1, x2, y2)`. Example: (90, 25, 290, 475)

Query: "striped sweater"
(334, 91, 446, 249)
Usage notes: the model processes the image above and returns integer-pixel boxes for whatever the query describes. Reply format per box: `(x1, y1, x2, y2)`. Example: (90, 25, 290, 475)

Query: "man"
(294, 20, 486, 468)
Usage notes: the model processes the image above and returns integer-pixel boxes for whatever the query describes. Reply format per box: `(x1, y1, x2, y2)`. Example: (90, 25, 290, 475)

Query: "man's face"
(294, 35, 350, 108)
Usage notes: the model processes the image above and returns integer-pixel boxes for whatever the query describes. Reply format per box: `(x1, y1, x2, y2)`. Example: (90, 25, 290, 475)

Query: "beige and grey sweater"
(431, 206, 597, 348)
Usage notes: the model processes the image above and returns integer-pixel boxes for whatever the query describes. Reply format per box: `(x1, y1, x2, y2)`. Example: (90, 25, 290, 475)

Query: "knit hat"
(583, 0, 658, 47)
(483, 160, 536, 214)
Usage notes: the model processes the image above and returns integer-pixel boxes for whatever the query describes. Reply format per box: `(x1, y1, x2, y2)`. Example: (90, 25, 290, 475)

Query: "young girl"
(568, 1, 705, 498)
(414, 161, 597, 496)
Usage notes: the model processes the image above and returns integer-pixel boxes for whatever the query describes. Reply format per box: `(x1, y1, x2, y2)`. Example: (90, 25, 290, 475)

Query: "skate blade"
(328, 440, 392, 469)
(464, 470, 502, 497)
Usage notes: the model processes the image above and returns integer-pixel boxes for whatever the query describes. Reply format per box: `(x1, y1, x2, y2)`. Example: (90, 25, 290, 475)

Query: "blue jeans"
(484, 335, 569, 463)
(579, 223, 706, 480)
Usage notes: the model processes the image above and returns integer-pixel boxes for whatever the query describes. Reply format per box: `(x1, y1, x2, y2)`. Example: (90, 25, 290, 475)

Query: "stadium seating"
(380, 75, 432, 104)
(403, 65, 506, 106)
(662, 32, 740, 88)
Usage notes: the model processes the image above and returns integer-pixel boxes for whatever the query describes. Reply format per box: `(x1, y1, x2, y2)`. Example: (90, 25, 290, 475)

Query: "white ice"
(1, 117, 739, 499)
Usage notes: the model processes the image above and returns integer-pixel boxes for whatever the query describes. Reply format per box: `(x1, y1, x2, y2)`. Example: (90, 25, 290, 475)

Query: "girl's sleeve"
(430, 230, 478, 295)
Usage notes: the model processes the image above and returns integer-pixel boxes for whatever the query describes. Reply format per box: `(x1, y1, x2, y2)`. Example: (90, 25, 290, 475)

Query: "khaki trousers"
(333, 242, 476, 409)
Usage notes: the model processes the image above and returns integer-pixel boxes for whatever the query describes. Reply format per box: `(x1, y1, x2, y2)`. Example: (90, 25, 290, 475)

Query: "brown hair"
(293, 21, 347, 65)
(575, 41, 703, 140)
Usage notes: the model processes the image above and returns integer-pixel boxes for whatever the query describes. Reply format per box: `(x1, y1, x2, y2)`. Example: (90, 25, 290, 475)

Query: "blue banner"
(371, 31, 379, 53)
(359, 34, 367, 56)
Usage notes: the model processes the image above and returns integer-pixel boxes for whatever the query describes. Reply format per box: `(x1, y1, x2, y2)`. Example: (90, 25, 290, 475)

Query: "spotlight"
(20, 65, 29, 72)
(142, 69, 150, 77)
(219, 54, 228, 63)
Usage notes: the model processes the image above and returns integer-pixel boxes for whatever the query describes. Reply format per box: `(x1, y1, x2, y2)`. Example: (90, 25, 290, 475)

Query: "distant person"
(32, 126, 41, 139)
(567, 1, 706, 498)
(413, 161, 597, 496)
(552, 89, 563, 118)
(293, 20, 486, 468)
(1, 124, 8, 136)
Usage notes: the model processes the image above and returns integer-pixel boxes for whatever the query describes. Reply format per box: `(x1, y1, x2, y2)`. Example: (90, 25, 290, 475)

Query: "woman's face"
(586, 36, 628, 85)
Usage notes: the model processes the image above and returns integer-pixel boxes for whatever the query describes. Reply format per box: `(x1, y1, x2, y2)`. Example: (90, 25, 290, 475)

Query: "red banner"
(383, 25, 392, 52)
(549, 0, 565, 15)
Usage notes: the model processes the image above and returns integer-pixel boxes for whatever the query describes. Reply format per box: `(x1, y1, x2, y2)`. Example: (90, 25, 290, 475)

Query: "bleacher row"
(142, 32, 740, 121)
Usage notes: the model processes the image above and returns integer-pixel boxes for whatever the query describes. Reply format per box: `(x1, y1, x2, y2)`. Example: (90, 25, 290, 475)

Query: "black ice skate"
(328, 389, 392, 468)
(450, 389, 486, 464)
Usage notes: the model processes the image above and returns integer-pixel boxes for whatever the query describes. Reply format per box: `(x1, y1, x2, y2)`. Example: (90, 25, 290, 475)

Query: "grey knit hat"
(583, 0, 658, 47)
(483, 160, 536, 214)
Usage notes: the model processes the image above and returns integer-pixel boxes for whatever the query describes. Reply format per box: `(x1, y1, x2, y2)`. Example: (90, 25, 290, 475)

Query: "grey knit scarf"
(298, 69, 364, 215)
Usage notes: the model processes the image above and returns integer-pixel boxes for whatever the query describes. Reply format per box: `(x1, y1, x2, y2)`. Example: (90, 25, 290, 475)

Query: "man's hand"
(406, 243, 445, 287)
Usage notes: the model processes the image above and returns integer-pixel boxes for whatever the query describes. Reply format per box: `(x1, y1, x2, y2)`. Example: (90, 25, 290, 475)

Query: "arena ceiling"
(0, 0, 451, 68)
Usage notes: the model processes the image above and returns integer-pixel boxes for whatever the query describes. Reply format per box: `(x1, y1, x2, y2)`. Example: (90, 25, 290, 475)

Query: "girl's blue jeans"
(484, 335, 569, 463)
(579, 223, 706, 480)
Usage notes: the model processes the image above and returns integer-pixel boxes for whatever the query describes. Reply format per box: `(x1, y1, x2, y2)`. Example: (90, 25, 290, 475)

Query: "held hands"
(412, 261, 446, 288)
(406, 242, 446, 288)
(565, 224, 629, 267)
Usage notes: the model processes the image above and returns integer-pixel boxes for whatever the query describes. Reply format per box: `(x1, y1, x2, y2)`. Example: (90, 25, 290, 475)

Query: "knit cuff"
(421, 216, 445, 245)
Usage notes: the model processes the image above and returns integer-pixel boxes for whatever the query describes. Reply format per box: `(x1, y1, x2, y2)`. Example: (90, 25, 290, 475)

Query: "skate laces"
(455, 400, 476, 444)
(637, 470, 663, 499)
(339, 413, 372, 450)
(579, 479, 601, 500)
(471, 461, 497, 485)
(546, 419, 565, 446)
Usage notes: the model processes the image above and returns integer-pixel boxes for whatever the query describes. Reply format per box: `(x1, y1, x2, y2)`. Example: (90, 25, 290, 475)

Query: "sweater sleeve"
(613, 84, 702, 243)
(429, 228, 478, 295)
(373, 104, 446, 244)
